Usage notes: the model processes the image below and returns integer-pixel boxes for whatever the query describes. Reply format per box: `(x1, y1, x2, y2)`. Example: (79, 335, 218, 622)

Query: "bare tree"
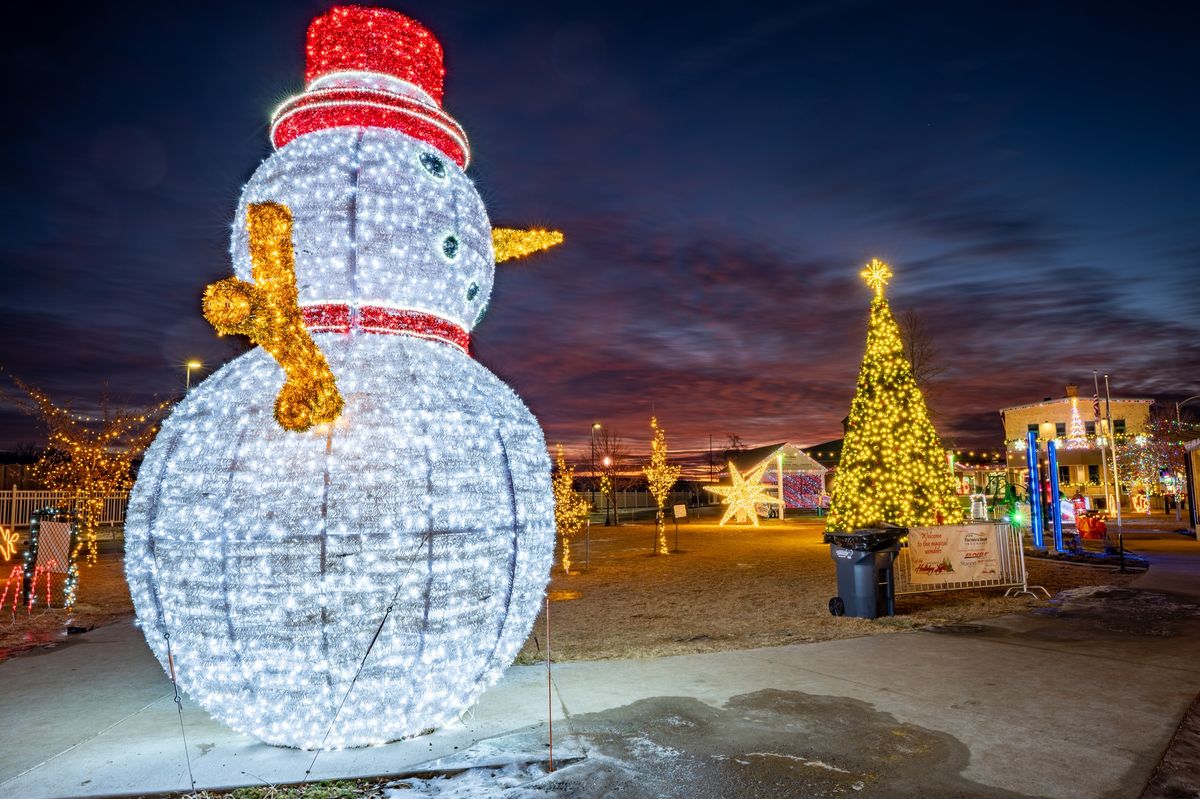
(594, 427, 629, 525)
(721, 433, 745, 466)
(897, 307, 946, 405)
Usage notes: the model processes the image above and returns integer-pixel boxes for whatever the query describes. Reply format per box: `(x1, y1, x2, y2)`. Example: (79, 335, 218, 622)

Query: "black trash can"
(823, 527, 907, 619)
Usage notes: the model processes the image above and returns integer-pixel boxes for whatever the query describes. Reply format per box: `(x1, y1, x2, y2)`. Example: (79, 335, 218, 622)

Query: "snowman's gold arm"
(492, 228, 564, 263)
(202, 202, 344, 432)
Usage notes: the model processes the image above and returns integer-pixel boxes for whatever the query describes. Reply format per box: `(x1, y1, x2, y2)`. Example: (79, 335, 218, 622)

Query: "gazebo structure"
(723, 442, 829, 518)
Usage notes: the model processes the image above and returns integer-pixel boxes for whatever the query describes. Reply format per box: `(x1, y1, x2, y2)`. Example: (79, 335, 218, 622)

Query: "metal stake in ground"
(546, 593, 554, 772)
(164, 631, 196, 791)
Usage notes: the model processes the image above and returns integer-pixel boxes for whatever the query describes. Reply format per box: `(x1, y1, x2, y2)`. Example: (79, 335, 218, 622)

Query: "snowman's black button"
(466, 282, 479, 301)
(442, 235, 460, 259)
(420, 152, 446, 178)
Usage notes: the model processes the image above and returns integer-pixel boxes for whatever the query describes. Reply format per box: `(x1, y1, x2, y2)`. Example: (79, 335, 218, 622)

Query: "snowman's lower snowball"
(125, 335, 554, 749)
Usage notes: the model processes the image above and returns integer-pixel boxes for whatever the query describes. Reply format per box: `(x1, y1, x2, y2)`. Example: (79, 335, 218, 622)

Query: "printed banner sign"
(906, 524, 1000, 585)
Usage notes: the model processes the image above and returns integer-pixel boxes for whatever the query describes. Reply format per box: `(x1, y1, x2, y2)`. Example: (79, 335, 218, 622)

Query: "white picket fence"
(0, 488, 129, 529)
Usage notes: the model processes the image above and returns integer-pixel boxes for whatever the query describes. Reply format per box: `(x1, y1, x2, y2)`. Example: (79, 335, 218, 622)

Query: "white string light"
(124, 126, 554, 750)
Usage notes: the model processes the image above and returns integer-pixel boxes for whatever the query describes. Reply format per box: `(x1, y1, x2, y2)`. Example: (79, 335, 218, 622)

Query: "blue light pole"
(1047, 439, 1063, 552)
(1025, 431, 1044, 548)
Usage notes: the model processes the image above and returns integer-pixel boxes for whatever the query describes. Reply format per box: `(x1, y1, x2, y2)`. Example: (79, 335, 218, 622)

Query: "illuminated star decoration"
(861, 258, 893, 298)
(705, 461, 785, 526)
(0, 526, 17, 561)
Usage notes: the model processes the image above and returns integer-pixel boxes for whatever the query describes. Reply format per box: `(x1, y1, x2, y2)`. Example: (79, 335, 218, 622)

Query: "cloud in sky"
(0, 0, 1197, 456)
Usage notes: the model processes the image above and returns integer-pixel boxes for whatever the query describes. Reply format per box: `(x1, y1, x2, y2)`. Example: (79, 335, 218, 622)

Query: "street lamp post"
(185, 360, 203, 393)
(590, 422, 601, 513)
(1176, 396, 1200, 424)
(602, 455, 613, 526)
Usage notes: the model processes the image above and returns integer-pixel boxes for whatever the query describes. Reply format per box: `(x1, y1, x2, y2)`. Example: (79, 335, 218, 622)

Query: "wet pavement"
(2, 531, 1198, 798)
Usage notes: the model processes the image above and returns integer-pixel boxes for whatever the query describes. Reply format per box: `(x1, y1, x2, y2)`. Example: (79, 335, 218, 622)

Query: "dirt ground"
(0, 515, 1136, 664)
(515, 513, 1138, 663)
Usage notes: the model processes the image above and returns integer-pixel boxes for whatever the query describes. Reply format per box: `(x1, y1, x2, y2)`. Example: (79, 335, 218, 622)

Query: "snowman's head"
(226, 6, 558, 340)
(231, 127, 495, 332)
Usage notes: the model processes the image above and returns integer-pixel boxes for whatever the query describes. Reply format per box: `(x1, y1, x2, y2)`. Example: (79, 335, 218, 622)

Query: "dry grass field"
(0, 514, 1135, 663)
(515, 513, 1137, 662)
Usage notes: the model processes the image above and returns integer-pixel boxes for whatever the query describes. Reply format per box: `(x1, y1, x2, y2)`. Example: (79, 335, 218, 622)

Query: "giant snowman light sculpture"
(125, 6, 562, 750)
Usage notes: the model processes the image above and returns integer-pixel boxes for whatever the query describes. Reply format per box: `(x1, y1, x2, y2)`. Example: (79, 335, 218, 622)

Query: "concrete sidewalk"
(2, 536, 1199, 798)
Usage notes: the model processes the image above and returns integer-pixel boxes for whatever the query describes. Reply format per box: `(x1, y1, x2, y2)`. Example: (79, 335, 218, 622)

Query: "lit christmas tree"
(825, 260, 964, 532)
(1062, 397, 1087, 448)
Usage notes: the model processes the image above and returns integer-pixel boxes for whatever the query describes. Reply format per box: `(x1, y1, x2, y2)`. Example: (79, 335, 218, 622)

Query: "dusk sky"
(1, 0, 1198, 457)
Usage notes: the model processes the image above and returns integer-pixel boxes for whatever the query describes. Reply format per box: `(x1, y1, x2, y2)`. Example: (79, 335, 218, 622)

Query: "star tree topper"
(861, 258, 892, 298)
(705, 461, 784, 526)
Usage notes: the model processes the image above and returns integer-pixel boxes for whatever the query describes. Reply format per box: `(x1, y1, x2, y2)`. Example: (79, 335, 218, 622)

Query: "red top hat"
(270, 6, 470, 167)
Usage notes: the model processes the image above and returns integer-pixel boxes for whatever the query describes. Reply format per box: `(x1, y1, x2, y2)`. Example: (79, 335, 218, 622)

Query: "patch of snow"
(744, 752, 850, 773)
(384, 761, 547, 798)
(414, 734, 583, 773)
(628, 734, 681, 760)
(1056, 585, 1124, 599)
(663, 715, 695, 727)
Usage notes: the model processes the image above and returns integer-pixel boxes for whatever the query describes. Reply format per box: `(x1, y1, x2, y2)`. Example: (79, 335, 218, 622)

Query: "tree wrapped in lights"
(1118, 417, 1198, 500)
(643, 416, 681, 554)
(552, 445, 589, 573)
(3, 374, 164, 566)
(825, 260, 963, 532)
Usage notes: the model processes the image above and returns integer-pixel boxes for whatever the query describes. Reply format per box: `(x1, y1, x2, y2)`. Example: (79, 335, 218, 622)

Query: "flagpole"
(1104, 374, 1126, 573)
(1103, 375, 1122, 528)
(1093, 371, 1110, 515)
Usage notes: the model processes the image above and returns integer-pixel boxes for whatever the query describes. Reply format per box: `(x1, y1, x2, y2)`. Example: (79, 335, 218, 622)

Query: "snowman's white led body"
(124, 8, 555, 750)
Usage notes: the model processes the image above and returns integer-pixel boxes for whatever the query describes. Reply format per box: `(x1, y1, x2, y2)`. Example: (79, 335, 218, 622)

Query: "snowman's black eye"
(466, 282, 479, 301)
(420, 152, 446, 179)
(442, 234, 460, 260)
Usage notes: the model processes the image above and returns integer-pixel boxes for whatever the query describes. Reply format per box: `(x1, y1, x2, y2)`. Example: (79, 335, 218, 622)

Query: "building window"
(1088, 464, 1100, 484)
(1055, 422, 1066, 437)
(1059, 465, 1070, 484)
(1027, 423, 1039, 434)
(1113, 418, 1126, 435)
(1085, 421, 1096, 436)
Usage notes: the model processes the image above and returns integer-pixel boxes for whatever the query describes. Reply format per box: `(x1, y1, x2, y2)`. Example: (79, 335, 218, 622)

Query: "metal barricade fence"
(895, 522, 1046, 599)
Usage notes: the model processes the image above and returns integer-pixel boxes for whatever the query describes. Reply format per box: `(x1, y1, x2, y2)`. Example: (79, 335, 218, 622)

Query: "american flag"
(1092, 392, 1101, 420)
